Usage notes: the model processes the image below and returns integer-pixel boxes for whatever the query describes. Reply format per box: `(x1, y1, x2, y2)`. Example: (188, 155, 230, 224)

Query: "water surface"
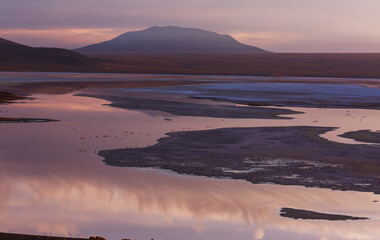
(124, 82, 380, 109)
(0, 93, 380, 240)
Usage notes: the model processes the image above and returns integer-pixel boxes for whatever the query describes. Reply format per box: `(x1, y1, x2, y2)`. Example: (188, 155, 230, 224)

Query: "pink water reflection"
(0, 93, 380, 240)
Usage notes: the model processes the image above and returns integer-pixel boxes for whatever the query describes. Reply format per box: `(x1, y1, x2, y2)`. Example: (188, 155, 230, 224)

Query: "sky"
(1, 0, 380, 52)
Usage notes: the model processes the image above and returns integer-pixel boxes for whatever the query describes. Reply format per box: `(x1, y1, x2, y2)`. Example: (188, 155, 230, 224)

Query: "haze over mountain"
(75, 26, 267, 55)
(0, 38, 101, 72)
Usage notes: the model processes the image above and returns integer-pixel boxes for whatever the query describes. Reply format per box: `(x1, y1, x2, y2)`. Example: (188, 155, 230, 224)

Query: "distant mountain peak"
(75, 26, 267, 55)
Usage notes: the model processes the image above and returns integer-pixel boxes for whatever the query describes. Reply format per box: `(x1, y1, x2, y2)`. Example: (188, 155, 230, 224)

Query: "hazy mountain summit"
(75, 26, 267, 54)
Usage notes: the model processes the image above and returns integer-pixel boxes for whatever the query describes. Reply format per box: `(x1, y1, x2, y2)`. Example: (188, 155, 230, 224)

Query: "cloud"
(0, 28, 131, 48)
(1, 0, 380, 51)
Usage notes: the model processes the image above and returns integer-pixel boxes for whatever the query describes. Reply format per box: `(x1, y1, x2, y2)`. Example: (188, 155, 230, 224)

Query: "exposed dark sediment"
(192, 95, 380, 110)
(0, 91, 25, 103)
(0, 91, 57, 123)
(99, 126, 380, 193)
(340, 130, 380, 144)
(0, 117, 57, 123)
(11, 80, 221, 95)
(82, 94, 301, 119)
(279, 208, 369, 221)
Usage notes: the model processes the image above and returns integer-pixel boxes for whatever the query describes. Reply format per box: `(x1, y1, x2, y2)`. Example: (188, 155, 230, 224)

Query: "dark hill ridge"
(74, 26, 267, 54)
(0, 38, 20, 46)
(0, 37, 101, 72)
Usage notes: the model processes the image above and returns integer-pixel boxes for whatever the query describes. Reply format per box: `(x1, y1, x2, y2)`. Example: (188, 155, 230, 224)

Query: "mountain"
(0, 38, 101, 72)
(74, 26, 267, 55)
(89, 53, 380, 78)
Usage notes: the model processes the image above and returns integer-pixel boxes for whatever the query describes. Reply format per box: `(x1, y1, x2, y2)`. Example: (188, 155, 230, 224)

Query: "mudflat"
(279, 208, 369, 221)
(82, 93, 300, 119)
(339, 130, 380, 144)
(0, 91, 24, 103)
(99, 126, 380, 193)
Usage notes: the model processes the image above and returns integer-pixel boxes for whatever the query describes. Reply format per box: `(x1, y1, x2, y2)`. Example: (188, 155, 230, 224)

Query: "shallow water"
(123, 82, 380, 111)
(1, 93, 380, 240)
(128, 82, 380, 100)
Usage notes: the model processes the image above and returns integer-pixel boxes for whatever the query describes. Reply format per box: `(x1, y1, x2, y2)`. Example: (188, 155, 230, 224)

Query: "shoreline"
(2, 70, 380, 83)
(99, 126, 380, 194)
(80, 93, 301, 119)
(2, 78, 380, 194)
(339, 130, 380, 144)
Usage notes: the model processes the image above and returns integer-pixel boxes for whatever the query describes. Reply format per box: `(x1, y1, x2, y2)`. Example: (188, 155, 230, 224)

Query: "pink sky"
(1, 0, 380, 52)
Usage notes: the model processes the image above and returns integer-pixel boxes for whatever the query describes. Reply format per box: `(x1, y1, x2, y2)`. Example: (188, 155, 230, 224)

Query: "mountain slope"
(75, 26, 267, 54)
(89, 53, 380, 78)
(0, 38, 101, 72)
